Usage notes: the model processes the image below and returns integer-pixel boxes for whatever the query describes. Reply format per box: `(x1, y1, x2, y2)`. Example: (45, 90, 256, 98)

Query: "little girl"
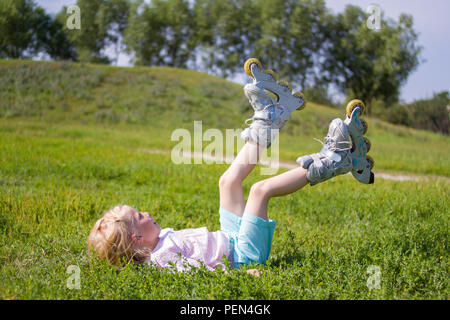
(88, 61, 373, 273)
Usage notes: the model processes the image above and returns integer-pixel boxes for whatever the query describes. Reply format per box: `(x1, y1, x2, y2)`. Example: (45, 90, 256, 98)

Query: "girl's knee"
(249, 180, 271, 199)
(219, 172, 232, 189)
(219, 172, 227, 189)
(219, 171, 242, 189)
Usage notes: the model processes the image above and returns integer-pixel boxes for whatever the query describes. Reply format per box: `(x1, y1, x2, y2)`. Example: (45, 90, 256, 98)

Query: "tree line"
(3, 0, 445, 131)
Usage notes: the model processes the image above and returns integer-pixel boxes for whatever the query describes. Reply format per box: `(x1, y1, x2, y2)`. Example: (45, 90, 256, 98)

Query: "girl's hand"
(245, 269, 261, 278)
(223, 268, 262, 277)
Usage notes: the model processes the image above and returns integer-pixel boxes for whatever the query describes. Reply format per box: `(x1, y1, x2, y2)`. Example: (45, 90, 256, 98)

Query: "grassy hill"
(0, 60, 448, 300)
(1, 60, 449, 176)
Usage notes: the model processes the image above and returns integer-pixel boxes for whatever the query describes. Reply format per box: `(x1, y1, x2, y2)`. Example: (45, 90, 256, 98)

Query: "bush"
(384, 91, 449, 135)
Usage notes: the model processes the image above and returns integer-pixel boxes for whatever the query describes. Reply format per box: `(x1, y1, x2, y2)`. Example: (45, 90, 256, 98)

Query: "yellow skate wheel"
(346, 99, 366, 117)
(366, 155, 375, 170)
(364, 137, 371, 152)
(293, 92, 306, 111)
(278, 81, 292, 92)
(361, 119, 368, 135)
(244, 58, 262, 78)
(264, 70, 277, 82)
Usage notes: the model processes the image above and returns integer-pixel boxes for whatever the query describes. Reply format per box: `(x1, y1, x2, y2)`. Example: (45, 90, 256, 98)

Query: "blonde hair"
(88, 205, 151, 267)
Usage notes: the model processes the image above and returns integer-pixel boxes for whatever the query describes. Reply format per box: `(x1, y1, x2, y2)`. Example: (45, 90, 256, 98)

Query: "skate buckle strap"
(253, 108, 275, 122)
(320, 145, 342, 163)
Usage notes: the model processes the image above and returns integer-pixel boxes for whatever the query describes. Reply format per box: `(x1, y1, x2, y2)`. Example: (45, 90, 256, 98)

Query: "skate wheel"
(364, 137, 371, 152)
(346, 99, 366, 117)
(369, 172, 375, 184)
(278, 81, 292, 92)
(361, 119, 368, 135)
(264, 70, 277, 82)
(293, 92, 306, 111)
(366, 155, 375, 170)
(244, 58, 262, 78)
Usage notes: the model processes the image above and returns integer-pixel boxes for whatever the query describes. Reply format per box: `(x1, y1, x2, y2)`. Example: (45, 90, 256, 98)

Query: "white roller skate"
(344, 100, 375, 184)
(241, 58, 306, 148)
(296, 99, 375, 185)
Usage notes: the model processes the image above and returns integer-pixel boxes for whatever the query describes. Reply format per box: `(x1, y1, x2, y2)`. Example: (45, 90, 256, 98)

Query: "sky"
(36, 0, 450, 103)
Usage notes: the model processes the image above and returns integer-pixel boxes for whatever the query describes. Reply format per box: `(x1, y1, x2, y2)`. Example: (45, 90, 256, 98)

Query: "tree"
(124, 0, 194, 67)
(0, 0, 74, 60)
(189, 0, 218, 71)
(36, 9, 77, 60)
(321, 5, 422, 114)
(250, 0, 330, 88)
(191, 0, 329, 84)
(56, 0, 109, 64)
(97, 0, 130, 65)
(56, 0, 130, 64)
(198, 0, 261, 77)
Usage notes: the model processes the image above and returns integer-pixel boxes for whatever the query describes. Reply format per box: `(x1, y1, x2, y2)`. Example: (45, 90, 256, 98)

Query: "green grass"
(0, 60, 448, 299)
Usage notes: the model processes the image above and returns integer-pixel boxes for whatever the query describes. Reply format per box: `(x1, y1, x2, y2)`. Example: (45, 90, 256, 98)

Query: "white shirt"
(147, 227, 231, 272)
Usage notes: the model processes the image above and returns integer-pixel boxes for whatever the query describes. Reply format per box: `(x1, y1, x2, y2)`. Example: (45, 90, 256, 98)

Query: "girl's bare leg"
(243, 167, 309, 220)
(219, 142, 264, 216)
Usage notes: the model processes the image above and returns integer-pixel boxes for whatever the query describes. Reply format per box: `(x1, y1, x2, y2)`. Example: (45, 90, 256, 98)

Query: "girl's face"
(126, 207, 161, 250)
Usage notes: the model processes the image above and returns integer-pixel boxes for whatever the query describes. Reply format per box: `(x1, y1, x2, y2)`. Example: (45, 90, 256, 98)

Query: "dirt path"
(141, 149, 449, 182)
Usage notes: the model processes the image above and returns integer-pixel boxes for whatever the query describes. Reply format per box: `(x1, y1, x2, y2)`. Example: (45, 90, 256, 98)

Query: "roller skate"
(241, 58, 306, 148)
(296, 99, 375, 185)
(344, 100, 375, 184)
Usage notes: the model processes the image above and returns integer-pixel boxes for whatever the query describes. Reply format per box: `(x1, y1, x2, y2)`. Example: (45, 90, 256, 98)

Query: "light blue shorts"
(219, 206, 276, 268)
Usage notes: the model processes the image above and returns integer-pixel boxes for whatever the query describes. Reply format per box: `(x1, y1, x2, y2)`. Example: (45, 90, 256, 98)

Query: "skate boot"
(241, 58, 306, 148)
(296, 99, 375, 185)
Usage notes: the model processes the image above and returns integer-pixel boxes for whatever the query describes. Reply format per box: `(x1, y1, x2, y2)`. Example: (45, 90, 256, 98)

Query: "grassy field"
(0, 60, 448, 299)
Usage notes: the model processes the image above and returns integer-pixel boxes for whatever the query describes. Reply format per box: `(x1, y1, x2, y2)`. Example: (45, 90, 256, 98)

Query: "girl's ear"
(131, 234, 142, 245)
